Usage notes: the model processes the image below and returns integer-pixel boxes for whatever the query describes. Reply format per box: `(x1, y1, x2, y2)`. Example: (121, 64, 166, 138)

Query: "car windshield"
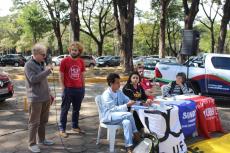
(146, 58, 159, 63)
(103, 56, 112, 60)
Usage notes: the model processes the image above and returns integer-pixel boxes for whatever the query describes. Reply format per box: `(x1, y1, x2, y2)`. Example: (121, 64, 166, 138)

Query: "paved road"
(1, 80, 128, 153)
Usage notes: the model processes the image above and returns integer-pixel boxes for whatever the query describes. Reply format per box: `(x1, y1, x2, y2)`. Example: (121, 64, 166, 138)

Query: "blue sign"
(164, 100, 196, 137)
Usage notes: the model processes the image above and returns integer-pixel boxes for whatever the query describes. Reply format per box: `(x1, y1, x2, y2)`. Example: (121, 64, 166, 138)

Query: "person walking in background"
(58, 41, 85, 138)
(25, 43, 54, 153)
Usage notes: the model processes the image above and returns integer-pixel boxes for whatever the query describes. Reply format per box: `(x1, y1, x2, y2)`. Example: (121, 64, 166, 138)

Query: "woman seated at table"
(162, 72, 193, 97)
(101, 73, 141, 153)
(122, 71, 153, 132)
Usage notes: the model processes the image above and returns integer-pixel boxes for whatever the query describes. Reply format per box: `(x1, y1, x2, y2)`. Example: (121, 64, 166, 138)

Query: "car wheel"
(14, 62, 19, 67)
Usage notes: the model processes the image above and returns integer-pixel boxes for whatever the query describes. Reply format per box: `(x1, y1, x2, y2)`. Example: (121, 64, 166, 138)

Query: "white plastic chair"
(95, 95, 122, 152)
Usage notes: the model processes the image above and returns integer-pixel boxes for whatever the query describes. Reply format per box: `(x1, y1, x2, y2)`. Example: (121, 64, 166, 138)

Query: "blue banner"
(164, 100, 196, 137)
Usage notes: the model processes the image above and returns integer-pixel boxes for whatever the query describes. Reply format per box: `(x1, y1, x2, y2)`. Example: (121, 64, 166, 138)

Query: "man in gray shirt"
(24, 44, 54, 153)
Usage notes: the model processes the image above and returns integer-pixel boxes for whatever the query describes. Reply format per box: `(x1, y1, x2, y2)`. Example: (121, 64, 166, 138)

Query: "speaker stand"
(186, 55, 190, 90)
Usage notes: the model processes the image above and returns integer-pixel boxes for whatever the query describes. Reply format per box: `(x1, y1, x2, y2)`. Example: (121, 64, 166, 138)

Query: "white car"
(52, 54, 69, 66)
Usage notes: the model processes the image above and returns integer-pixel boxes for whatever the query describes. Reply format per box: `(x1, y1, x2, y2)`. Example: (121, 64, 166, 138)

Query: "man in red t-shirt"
(58, 41, 85, 138)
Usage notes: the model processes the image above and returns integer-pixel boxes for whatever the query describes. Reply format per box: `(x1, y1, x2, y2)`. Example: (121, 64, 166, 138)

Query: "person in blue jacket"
(101, 73, 141, 153)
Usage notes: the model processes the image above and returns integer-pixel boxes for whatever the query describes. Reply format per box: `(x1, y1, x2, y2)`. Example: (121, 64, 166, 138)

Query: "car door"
(110, 56, 117, 66)
(5, 55, 12, 65)
(13, 55, 20, 65)
(114, 56, 120, 66)
(206, 55, 230, 96)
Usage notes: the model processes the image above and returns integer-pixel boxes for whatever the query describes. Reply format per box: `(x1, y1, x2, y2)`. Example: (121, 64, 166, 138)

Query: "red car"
(0, 72, 14, 102)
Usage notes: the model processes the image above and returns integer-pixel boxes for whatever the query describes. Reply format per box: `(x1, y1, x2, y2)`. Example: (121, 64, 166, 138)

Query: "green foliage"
(0, 15, 22, 51)
(167, 0, 183, 21)
(134, 22, 160, 55)
(195, 22, 222, 53)
(0, 0, 228, 56)
(0, 38, 14, 50)
(17, 2, 51, 43)
(16, 34, 33, 52)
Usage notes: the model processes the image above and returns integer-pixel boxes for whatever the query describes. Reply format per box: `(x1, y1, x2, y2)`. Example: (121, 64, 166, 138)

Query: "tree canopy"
(0, 0, 229, 71)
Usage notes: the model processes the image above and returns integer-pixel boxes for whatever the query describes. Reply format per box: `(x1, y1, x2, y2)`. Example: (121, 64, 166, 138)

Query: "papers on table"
(154, 94, 199, 102)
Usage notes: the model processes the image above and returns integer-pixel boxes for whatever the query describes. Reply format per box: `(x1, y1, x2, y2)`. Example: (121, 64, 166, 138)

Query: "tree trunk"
(211, 25, 215, 53)
(117, 0, 135, 73)
(217, 0, 230, 53)
(97, 41, 103, 56)
(69, 0, 80, 41)
(183, 0, 200, 29)
(57, 35, 63, 55)
(54, 23, 63, 55)
(113, 0, 123, 63)
(33, 33, 37, 44)
(159, 0, 169, 58)
(43, 0, 64, 55)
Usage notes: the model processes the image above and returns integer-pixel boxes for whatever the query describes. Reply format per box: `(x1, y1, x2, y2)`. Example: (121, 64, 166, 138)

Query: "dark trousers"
(59, 87, 85, 131)
(133, 111, 144, 131)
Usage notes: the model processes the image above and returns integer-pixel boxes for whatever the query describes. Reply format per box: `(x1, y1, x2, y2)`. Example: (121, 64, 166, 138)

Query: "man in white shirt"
(101, 73, 141, 153)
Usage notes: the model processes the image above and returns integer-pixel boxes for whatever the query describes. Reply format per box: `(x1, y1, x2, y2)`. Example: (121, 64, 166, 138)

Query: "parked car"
(133, 56, 146, 67)
(52, 54, 96, 67)
(97, 56, 120, 67)
(25, 55, 32, 61)
(0, 72, 14, 102)
(95, 56, 108, 63)
(149, 55, 159, 58)
(143, 58, 160, 79)
(80, 55, 96, 67)
(143, 58, 177, 79)
(51, 54, 69, 66)
(0, 54, 26, 67)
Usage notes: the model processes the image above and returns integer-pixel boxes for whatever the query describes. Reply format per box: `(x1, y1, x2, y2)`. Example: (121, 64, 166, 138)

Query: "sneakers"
(28, 145, 40, 153)
(38, 139, 54, 146)
(58, 131, 68, 138)
(71, 128, 85, 134)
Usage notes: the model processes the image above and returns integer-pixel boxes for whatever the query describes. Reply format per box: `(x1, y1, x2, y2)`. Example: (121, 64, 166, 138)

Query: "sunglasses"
(40, 53, 46, 57)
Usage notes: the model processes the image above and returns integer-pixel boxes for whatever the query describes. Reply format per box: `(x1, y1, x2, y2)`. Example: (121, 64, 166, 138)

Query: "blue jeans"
(109, 112, 138, 147)
(59, 87, 85, 131)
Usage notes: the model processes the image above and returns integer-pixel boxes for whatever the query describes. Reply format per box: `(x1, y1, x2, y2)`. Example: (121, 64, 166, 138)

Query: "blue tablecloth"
(163, 100, 196, 137)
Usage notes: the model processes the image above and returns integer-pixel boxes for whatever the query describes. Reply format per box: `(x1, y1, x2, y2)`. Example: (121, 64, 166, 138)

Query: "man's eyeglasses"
(40, 53, 46, 57)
